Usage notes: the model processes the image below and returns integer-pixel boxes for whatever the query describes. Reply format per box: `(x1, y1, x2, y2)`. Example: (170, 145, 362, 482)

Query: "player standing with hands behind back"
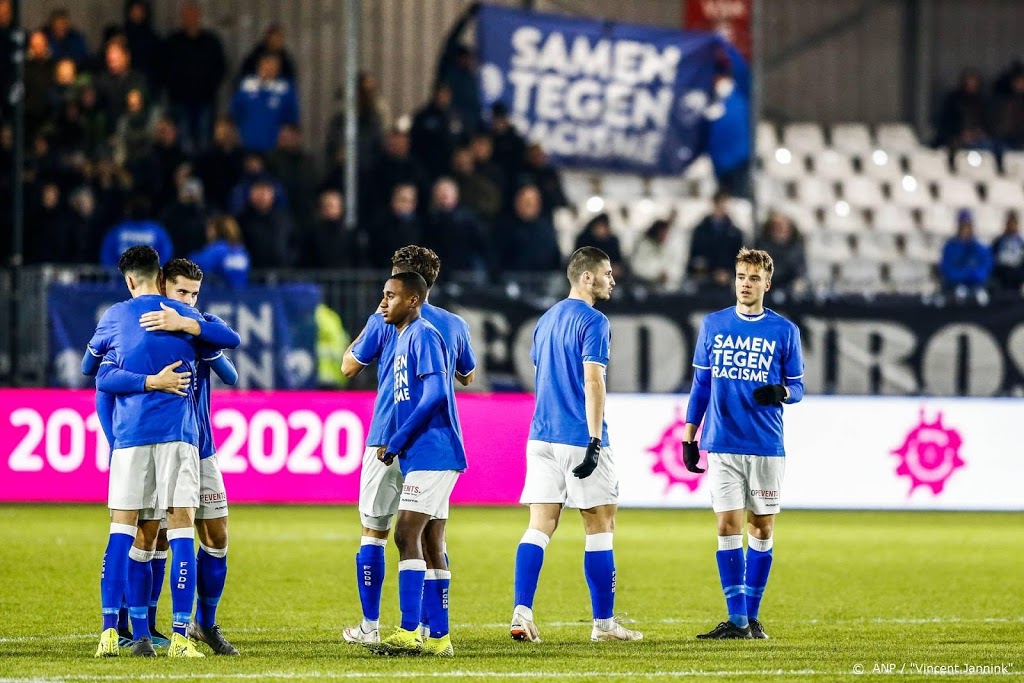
(681, 248, 804, 640)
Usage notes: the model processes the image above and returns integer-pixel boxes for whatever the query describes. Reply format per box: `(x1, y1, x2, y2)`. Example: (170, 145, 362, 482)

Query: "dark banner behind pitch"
(443, 292, 1024, 397)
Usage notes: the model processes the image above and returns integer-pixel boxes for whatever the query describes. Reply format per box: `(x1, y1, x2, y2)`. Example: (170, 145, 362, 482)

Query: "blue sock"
(397, 560, 427, 632)
(100, 524, 136, 631)
(149, 550, 167, 633)
(745, 536, 774, 621)
(513, 529, 549, 609)
(716, 536, 747, 628)
(127, 547, 154, 640)
(196, 544, 228, 629)
(356, 538, 386, 625)
(423, 569, 452, 638)
(584, 533, 616, 621)
(117, 597, 130, 633)
(167, 528, 196, 637)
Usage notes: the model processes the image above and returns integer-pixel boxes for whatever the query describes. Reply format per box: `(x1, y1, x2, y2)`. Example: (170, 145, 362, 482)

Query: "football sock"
(398, 559, 427, 632)
(148, 550, 167, 632)
(717, 535, 747, 628)
(127, 546, 154, 639)
(117, 597, 130, 633)
(196, 543, 228, 629)
(423, 569, 452, 638)
(100, 524, 136, 631)
(745, 535, 774, 621)
(513, 529, 549, 610)
(356, 537, 387, 628)
(584, 532, 616, 626)
(167, 528, 196, 637)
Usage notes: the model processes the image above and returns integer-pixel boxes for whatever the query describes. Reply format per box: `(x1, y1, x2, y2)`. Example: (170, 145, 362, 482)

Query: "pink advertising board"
(0, 389, 532, 505)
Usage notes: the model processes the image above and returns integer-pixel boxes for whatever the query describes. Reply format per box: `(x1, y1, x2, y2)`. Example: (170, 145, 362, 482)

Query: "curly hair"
(392, 245, 441, 288)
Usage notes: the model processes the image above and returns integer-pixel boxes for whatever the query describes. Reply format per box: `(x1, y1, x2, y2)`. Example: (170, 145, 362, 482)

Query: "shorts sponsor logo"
(201, 492, 226, 504)
(750, 489, 779, 499)
(647, 404, 706, 493)
(403, 484, 421, 496)
(891, 409, 965, 496)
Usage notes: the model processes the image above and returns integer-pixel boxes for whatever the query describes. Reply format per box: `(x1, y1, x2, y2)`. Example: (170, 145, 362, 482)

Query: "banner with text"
(48, 284, 321, 390)
(477, 4, 736, 174)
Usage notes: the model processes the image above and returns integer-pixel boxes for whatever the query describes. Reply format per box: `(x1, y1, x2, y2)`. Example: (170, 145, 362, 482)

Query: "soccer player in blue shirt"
(681, 247, 804, 640)
(510, 246, 643, 644)
(87, 246, 211, 658)
(363, 271, 467, 657)
(341, 246, 475, 655)
(91, 258, 242, 655)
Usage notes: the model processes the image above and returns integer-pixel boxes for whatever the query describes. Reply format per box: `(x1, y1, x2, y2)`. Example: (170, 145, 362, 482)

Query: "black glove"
(572, 437, 602, 479)
(753, 384, 788, 406)
(682, 441, 705, 473)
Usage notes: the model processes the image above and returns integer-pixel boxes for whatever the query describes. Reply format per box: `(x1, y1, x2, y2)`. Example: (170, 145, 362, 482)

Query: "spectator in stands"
(239, 23, 296, 84)
(76, 84, 109, 159)
(228, 152, 287, 215)
(494, 184, 561, 273)
(936, 69, 992, 151)
(92, 153, 133, 231)
(326, 72, 390, 174)
(574, 213, 625, 280)
(367, 128, 427, 218)
(94, 37, 146, 135)
(160, 177, 207, 257)
(190, 214, 250, 289)
(940, 208, 993, 303)
(68, 186, 101, 260)
(631, 219, 682, 291)
(48, 57, 81, 111)
(195, 118, 244, 212)
(100, 196, 174, 267)
(139, 115, 187, 213)
(230, 53, 299, 153)
(707, 71, 751, 198)
(451, 145, 501, 225)
(368, 182, 421, 268)
(302, 189, 358, 268)
(44, 8, 89, 68)
(120, 1, 162, 94)
(755, 211, 807, 295)
(26, 182, 81, 264)
(269, 124, 317, 236)
(113, 87, 157, 166)
(24, 31, 54, 142)
(410, 82, 461, 183)
(162, 0, 226, 153)
(687, 190, 744, 289)
(519, 143, 568, 219)
(237, 179, 294, 268)
(436, 2, 482, 136)
(993, 68, 1024, 151)
(319, 144, 347, 196)
(423, 177, 488, 279)
(489, 103, 526, 201)
(991, 210, 1024, 292)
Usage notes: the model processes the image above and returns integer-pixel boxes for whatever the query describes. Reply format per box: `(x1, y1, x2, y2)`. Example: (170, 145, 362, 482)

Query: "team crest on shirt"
(891, 409, 965, 496)
(647, 404, 706, 492)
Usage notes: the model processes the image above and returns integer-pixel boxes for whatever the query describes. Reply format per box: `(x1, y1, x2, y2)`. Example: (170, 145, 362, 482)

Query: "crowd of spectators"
(935, 63, 1024, 161)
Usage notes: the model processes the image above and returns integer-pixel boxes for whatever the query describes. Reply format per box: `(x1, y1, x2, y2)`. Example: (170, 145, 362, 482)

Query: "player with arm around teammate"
(510, 246, 642, 644)
(681, 247, 804, 640)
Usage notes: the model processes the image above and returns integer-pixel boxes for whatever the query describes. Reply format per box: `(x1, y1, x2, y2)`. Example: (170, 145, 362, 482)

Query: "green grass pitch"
(0, 505, 1021, 682)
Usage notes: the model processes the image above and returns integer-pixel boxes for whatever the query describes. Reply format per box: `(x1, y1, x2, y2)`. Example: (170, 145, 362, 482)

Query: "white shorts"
(358, 446, 404, 519)
(707, 453, 786, 516)
(519, 440, 619, 510)
(196, 456, 229, 520)
(399, 470, 459, 520)
(108, 442, 200, 512)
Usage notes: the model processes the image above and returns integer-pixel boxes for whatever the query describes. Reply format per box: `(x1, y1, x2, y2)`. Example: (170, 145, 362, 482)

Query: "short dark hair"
(392, 245, 440, 288)
(117, 245, 161, 279)
(389, 271, 428, 302)
(163, 257, 203, 283)
(567, 246, 610, 284)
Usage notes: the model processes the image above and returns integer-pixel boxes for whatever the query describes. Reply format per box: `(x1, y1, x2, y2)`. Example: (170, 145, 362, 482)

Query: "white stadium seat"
(862, 149, 904, 180)
(841, 176, 886, 208)
(762, 150, 807, 180)
(822, 205, 867, 233)
(907, 149, 950, 180)
(953, 150, 999, 180)
(793, 176, 836, 206)
(648, 175, 688, 199)
(983, 178, 1024, 208)
(856, 231, 901, 264)
(903, 231, 945, 261)
(971, 204, 1008, 241)
(871, 205, 915, 234)
(835, 257, 883, 293)
(918, 204, 957, 236)
(806, 259, 835, 287)
(876, 123, 920, 153)
(756, 121, 779, 157)
(560, 170, 597, 205)
(887, 259, 935, 293)
(625, 197, 674, 234)
(810, 150, 856, 180)
(889, 176, 932, 208)
(598, 174, 646, 201)
(935, 177, 980, 207)
(830, 123, 873, 154)
(674, 198, 713, 231)
(1003, 151, 1024, 178)
(807, 231, 853, 264)
(783, 122, 826, 155)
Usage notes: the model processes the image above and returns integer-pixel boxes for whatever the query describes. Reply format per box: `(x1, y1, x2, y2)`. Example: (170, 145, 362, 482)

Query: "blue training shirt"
(87, 295, 203, 450)
(391, 317, 467, 474)
(529, 298, 611, 448)
(688, 306, 804, 456)
(350, 311, 397, 447)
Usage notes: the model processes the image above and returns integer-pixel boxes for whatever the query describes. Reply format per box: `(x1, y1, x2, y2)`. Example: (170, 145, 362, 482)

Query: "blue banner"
(477, 4, 742, 174)
(48, 284, 321, 390)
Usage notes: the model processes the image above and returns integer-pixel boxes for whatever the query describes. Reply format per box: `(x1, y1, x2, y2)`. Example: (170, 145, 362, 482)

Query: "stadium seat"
(983, 178, 1024, 208)
(889, 176, 932, 208)
(887, 258, 935, 294)
(755, 176, 787, 210)
(683, 156, 717, 197)
(971, 204, 1007, 240)
(598, 174, 646, 201)
(871, 205, 915, 234)
(793, 176, 836, 206)
(856, 231, 901, 263)
(756, 121, 779, 157)
(903, 231, 945, 262)
(806, 259, 835, 288)
(727, 198, 755, 236)
(649, 175, 688, 199)
(830, 123, 873, 155)
(625, 197, 674, 234)
(807, 231, 853, 264)
(907, 149, 950, 180)
(1004, 151, 1024, 177)
(875, 123, 920, 153)
(835, 257, 883, 293)
(761, 150, 806, 180)
(674, 198, 713, 231)
(918, 204, 957, 236)
(862, 149, 904, 181)
(953, 150, 999, 180)
(841, 176, 886, 208)
(561, 170, 597, 205)
(810, 149, 856, 180)
(782, 122, 826, 155)
(822, 205, 867, 234)
(935, 177, 980, 206)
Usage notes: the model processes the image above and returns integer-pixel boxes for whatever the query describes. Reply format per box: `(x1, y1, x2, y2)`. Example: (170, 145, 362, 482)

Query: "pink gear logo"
(891, 409, 965, 496)
(648, 404, 707, 493)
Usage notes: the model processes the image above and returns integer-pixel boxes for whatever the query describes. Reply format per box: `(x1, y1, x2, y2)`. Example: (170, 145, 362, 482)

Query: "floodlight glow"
(902, 175, 917, 192)
(872, 150, 888, 165)
(775, 148, 792, 164)
(586, 196, 605, 213)
(967, 151, 982, 167)
(835, 200, 851, 217)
